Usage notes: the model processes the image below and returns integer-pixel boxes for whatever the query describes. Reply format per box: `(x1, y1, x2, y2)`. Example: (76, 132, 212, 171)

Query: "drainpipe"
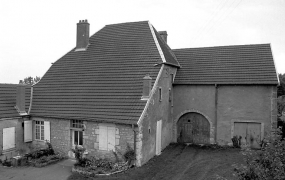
(132, 124, 136, 160)
(215, 84, 218, 143)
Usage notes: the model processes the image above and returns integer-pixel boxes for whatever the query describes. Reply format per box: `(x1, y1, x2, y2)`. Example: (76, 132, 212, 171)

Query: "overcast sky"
(0, 0, 284, 84)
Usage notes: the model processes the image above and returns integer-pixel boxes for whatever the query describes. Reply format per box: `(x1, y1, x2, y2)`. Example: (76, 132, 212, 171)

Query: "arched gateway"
(177, 112, 210, 144)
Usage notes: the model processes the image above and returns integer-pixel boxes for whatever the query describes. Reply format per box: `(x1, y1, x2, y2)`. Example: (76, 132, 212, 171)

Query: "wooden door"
(234, 122, 261, 148)
(247, 123, 261, 149)
(177, 113, 210, 144)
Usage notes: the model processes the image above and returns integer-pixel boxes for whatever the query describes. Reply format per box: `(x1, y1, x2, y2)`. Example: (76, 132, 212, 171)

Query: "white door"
(156, 120, 162, 155)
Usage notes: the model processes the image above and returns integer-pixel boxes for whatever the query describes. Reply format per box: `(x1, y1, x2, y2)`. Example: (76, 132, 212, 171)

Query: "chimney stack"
(158, 31, 167, 43)
(141, 74, 152, 100)
(76, 20, 90, 51)
(16, 85, 26, 115)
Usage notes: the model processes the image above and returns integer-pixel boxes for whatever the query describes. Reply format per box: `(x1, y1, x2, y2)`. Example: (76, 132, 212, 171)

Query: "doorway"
(177, 112, 210, 144)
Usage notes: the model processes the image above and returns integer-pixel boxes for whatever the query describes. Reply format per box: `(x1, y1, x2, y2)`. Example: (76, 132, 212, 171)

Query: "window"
(35, 120, 50, 141)
(3, 127, 15, 150)
(169, 88, 172, 102)
(35, 121, 44, 140)
(99, 125, 115, 151)
(73, 130, 83, 146)
(72, 120, 83, 128)
(159, 87, 162, 102)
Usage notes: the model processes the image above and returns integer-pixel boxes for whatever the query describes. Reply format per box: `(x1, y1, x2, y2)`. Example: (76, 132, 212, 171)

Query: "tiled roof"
(152, 27, 180, 67)
(0, 84, 31, 119)
(31, 21, 173, 124)
(173, 44, 278, 85)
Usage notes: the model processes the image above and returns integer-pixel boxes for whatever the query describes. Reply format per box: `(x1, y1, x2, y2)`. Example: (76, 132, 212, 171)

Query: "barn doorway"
(177, 112, 210, 144)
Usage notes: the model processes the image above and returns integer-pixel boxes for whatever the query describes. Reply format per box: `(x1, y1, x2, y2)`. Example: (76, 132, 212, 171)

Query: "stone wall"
(173, 84, 277, 145)
(137, 64, 177, 166)
(217, 85, 276, 145)
(31, 117, 135, 161)
(31, 117, 71, 154)
(83, 121, 135, 161)
(173, 85, 216, 144)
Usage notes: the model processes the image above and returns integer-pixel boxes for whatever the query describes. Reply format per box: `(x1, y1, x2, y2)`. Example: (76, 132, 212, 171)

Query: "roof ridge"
(173, 43, 271, 51)
(105, 20, 149, 26)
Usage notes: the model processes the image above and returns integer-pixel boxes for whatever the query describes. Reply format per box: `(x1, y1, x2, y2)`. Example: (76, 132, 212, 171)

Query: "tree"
(277, 73, 285, 97)
(19, 76, 41, 85)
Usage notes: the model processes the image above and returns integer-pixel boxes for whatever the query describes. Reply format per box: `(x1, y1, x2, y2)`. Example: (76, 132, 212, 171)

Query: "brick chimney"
(76, 20, 90, 51)
(141, 74, 152, 100)
(158, 31, 167, 43)
(16, 85, 27, 115)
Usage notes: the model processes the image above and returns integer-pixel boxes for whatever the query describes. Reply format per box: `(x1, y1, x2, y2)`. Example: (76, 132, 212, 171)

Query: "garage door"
(177, 113, 210, 144)
(234, 122, 261, 148)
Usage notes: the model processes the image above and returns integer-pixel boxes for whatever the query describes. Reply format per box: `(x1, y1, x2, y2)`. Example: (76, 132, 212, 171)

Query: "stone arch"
(173, 109, 215, 144)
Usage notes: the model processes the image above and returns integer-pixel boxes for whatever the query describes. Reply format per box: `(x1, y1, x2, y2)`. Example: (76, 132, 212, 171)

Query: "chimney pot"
(76, 19, 90, 50)
(158, 31, 168, 43)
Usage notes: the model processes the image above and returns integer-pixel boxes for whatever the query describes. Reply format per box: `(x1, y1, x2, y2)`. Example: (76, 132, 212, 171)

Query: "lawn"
(68, 143, 245, 180)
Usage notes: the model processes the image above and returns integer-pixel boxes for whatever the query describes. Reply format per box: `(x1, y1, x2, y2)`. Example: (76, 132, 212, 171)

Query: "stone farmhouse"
(1, 20, 278, 166)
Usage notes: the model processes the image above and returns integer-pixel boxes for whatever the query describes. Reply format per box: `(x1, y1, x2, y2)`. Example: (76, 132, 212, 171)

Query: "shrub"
(25, 140, 55, 160)
(123, 144, 135, 165)
(235, 131, 285, 180)
(232, 135, 242, 148)
(71, 145, 86, 164)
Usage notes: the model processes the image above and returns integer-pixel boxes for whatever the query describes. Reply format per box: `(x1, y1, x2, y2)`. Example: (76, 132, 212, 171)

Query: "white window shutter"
(99, 126, 108, 150)
(44, 121, 50, 142)
(24, 121, 33, 142)
(3, 127, 15, 150)
(107, 127, 116, 151)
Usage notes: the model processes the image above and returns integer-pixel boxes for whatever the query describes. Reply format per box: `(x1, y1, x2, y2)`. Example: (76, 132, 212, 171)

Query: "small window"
(72, 120, 83, 128)
(159, 87, 162, 102)
(170, 74, 174, 84)
(169, 88, 172, 102)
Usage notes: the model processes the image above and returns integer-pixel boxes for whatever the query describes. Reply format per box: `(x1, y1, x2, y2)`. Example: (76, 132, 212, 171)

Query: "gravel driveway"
(0, 159, 75, 180)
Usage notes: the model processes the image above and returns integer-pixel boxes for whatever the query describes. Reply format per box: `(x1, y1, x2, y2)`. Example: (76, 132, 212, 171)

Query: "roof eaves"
(269, 43, 280, 85)
(148, 21, 166, 63)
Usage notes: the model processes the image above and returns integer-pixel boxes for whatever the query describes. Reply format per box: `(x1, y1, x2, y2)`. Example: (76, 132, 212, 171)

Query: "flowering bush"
(234, 131, 285, 180)
(71, 145, 86, 165)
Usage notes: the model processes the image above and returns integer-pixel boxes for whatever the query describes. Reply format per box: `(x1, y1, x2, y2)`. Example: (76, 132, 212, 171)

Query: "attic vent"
(75, 19, 90, 51)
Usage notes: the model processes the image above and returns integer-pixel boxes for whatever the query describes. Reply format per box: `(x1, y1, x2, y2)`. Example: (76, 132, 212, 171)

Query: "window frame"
(35, 120, 45, 141)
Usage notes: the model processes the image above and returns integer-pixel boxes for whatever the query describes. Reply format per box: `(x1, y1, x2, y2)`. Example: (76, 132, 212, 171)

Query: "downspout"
(28, 86, 33, 115)
(215, 84, 218, 143)
(132, 124, 136, 160)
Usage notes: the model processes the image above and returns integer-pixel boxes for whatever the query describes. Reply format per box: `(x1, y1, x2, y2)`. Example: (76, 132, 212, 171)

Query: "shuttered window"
(35, 121, 50, 142)
(99, 125, 116, 151)
(24, 121, 33, 142)
(35, 121, 44, 140)
(3, 127, 16, 150)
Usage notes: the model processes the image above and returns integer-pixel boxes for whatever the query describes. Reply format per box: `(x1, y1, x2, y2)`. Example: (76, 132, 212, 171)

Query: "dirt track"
(69, 144, 245, 180)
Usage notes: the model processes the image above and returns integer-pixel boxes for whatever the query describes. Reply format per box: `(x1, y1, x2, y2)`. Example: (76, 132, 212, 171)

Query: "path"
(0, 159, 75, 180)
